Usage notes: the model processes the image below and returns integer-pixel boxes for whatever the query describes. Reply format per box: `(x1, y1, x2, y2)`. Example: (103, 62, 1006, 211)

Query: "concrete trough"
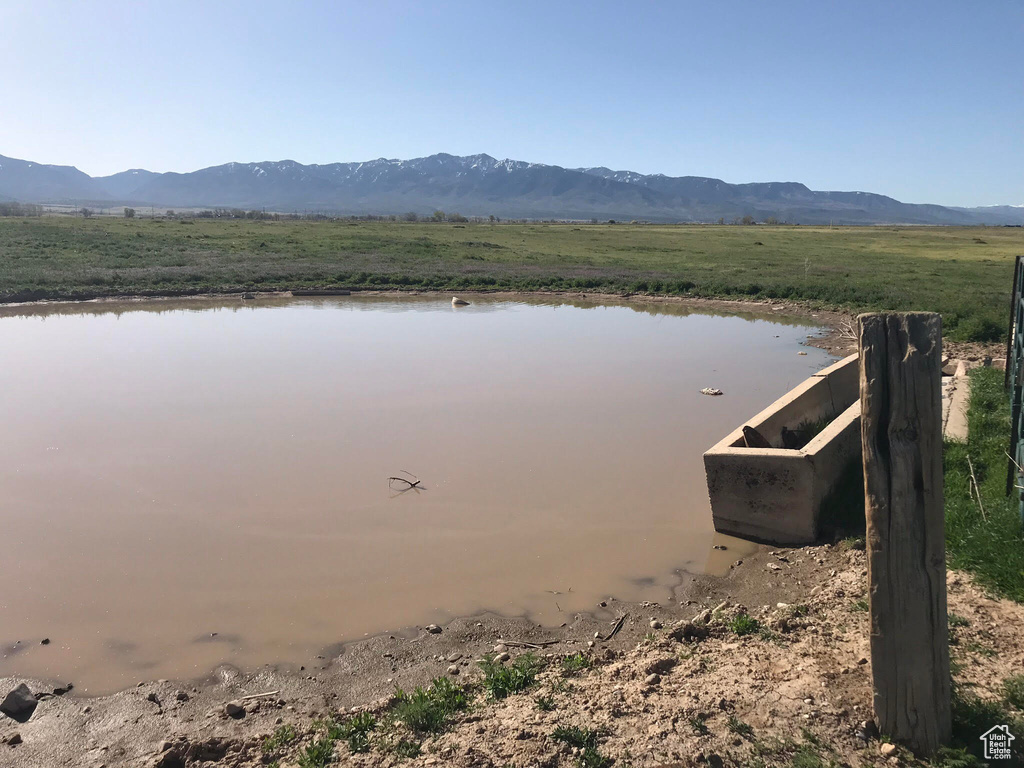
(703, 354, 861, 545)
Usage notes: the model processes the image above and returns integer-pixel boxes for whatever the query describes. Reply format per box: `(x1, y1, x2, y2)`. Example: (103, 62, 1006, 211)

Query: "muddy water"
(0, 295, 834, 693)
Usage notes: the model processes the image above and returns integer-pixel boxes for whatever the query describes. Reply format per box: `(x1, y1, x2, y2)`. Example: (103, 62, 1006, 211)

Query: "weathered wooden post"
(858, 312, 951, 755)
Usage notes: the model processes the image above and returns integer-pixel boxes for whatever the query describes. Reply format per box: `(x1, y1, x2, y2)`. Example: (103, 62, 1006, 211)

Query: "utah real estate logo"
(980, 725, 1016, 761)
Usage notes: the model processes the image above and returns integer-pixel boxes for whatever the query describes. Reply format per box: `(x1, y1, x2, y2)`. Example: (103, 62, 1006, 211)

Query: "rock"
(447, 665, 460, 675)
(598, 601, 607, 608)
(645, 657, 677, 676)
(40, 638, 50, 645)
(175, 691, 189, 702)
(857, 657, 869, 665)
(146, 693, 160, 705)
(224, 701, 245, 719)
(856, 719, 879, 742)
(426, 624, 442, 634)
(670, 622, 709, 643)
(82, 706, 92, 714)
(493, 644, 507, 653)
(158, 740, 172, 752)
(1, 684, 37, 722)
(451, 297, 470, 306)
(649, 619, 663, 629)
(767, 563, 782, 571)
(447, 653, 462, 662)
(880, 743, 897, 757)
(693, 609, 712, 625)
(7, 733, 22, 746)
(645, 674, 661, 686)
(497, 652, 510, 662)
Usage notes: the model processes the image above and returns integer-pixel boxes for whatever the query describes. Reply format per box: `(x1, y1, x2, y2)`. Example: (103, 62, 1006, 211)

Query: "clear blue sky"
(1, 0, 1021, 206)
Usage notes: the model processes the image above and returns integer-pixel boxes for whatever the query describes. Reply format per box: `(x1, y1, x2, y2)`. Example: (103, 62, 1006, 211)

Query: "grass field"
(1, 217, 1021, 341)
(945, 367, 1024, 602)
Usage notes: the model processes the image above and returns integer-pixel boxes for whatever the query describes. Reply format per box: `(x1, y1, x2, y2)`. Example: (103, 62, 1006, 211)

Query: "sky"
(0, 0, 1021, 207)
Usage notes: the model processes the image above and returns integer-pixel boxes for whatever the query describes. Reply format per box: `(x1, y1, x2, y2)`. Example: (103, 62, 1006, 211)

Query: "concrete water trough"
(703, 353, 861, 545)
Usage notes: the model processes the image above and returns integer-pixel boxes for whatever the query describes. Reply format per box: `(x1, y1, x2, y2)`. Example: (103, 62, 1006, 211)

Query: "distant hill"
(1, 151, 1021, 225)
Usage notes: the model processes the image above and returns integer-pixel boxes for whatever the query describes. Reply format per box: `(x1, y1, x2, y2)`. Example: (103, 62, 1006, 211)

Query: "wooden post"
(858, 312, 951, 755)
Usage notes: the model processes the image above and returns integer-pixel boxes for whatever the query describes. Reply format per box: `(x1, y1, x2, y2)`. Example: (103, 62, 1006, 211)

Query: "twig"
(597, 614, 627, 642)
(966, 455, 987, 520)
(500, 639, 559, 649)
(388, 470, 421, 489)
(239, 690, 280, 701)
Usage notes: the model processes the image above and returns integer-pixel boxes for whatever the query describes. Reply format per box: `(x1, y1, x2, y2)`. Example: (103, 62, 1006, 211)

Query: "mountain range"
(0, 152, 1021, 226)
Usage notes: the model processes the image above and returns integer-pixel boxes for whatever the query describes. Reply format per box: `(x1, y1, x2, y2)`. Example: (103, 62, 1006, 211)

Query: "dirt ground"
(0, 290, 1013, 767)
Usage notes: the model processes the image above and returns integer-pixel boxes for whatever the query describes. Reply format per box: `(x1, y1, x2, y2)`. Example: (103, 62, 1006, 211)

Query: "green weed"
(561, 652, 591, 677)
(261, 724, 297, 753)
(552, 726, 612, 768)
(726, 715, 754, 739)
(479, 652, 544, 699)
(729, 613, 762, 636)
(1005, 674, 1024, 710)
(336, 711, 377, 754)
(535, 695, 556, 711)
(392, 676, 469, 734)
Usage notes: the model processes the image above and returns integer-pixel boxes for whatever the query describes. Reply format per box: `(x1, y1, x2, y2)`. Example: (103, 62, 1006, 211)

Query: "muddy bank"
(2, 542, 1022, 767)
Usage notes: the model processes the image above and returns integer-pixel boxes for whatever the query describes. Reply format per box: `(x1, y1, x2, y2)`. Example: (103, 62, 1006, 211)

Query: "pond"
(0, 295, 834, 693)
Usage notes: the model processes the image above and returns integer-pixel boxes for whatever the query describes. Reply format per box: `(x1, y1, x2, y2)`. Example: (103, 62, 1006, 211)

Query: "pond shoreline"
(0, 287, 859, 355)
(4, 541, 1022, 767)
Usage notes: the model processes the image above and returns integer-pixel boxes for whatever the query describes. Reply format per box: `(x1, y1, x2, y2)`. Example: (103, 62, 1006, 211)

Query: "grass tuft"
(261, 724, 297, 754)
(552, 726, 612, 768)
(726, 715, 754, 739)
(561, 652, 592, 677)
(391, 676, 469, 735)
(479, 652, 545, 699)
(336, 711, 377, 754)
(729, 613, 762, 636)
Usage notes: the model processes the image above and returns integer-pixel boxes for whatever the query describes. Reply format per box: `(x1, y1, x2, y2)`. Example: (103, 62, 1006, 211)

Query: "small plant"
(392, 676, 469, 734)
(790, 745, 839, 768)
(851, 599, 869, 612)
(262, 724, 298, 753)
(842, 536, 866, 551)
(549, 677, 574, 694)
(800, 727, 822, 748)
(552, 726, 611, 768)
(337, 711, 377, 754)
(392, 739, 421, 758)
(297, 734, 336, 768)
(1004, 674, 1024, 710)
(931, 746, 986, 768)
(726, 715, 754, 739)
(561, 652, 591, 677)
(536, 695, 556, 711)
(965, 641, 997, 658)
(479, 652, 544, 699)
(729, 613, 762, 636)
(948, 613, 971, 628)
(688, 715, 710, 736)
